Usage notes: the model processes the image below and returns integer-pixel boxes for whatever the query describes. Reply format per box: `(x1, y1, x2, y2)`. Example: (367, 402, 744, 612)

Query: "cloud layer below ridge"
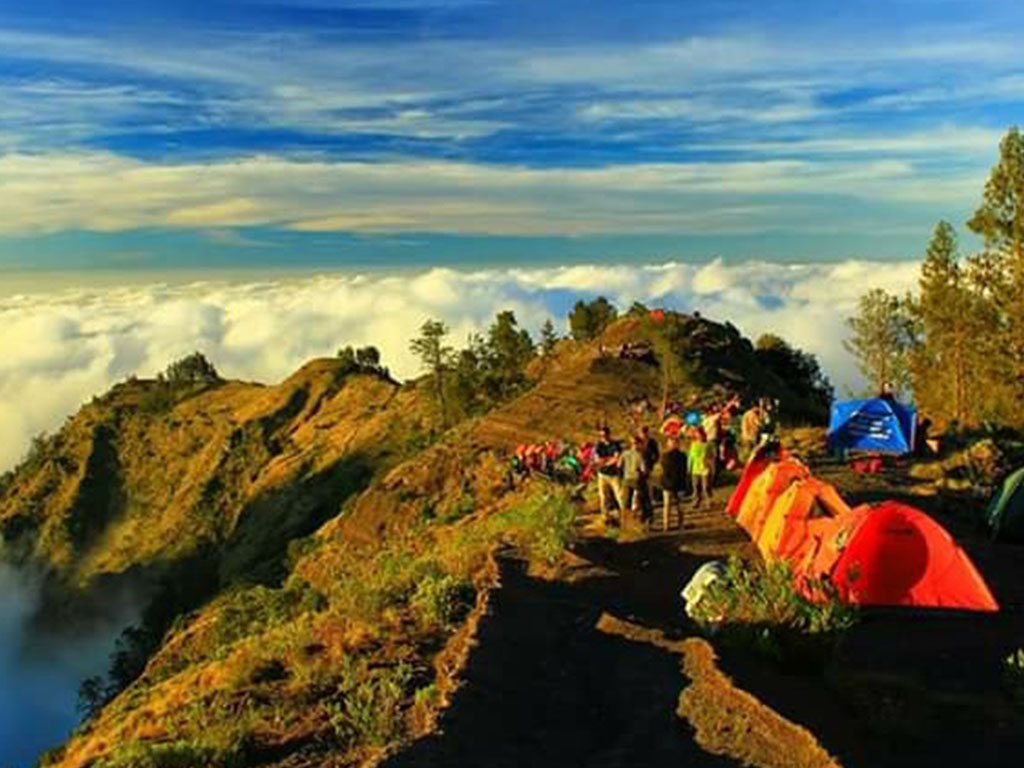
(0, 259, 920, 472)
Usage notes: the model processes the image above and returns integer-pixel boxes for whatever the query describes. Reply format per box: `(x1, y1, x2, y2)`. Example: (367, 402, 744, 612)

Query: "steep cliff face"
(0, 359, 434, 598)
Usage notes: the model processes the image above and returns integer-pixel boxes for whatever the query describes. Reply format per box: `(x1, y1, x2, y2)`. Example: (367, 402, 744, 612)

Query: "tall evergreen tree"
(410, 319, 454, 427)
(966, 126, 1024, 417)
(914, 221, 974, 423)
(540, 319, 559, 356)
(844, 289, 918, 397)
(488, 312, 534, 377)
(568, 296, 618, 341)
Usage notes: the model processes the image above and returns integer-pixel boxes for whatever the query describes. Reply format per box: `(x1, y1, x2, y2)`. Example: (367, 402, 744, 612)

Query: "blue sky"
(0, 0, 1021, 270)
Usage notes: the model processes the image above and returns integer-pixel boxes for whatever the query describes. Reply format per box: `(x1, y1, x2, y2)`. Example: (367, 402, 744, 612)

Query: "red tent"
(825, 501, 998, 612)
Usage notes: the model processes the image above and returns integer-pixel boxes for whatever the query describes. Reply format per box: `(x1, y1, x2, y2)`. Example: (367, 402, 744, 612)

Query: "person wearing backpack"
(620, 435, 647, 522)
(595, 426, 625, 524)
(660, 436, 687, 531)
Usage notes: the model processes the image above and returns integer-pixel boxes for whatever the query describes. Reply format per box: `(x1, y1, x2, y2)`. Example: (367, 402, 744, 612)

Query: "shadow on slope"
(385, 537, 739, 768)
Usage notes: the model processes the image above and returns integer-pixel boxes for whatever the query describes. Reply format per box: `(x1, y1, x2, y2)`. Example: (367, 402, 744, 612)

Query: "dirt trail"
(384, 498, 829, 768)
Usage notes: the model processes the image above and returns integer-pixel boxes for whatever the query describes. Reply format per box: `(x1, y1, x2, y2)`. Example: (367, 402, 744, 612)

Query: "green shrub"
(138, 383, 178, 414)
(159, 352, 221, 386)
(692, 556, 857, 664)
(436, 492, 475, 523)
(325, 549, 441, 622)
(1004, 648, 1024, 705)
(20, 432, 50, 471)
(95, 740, 242, 768)
(328, 664, 413, 748)
(285, 535, 321, 570)
(209, 583, 322, 655)
(490, 488, 577, 564)
(403, 429, 438, 456)
(411, 573, 475, 628)
(414, 682, 440, 709)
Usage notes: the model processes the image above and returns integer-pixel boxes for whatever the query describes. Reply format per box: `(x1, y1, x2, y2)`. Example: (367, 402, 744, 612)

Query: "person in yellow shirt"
(688, 427, 713, 510)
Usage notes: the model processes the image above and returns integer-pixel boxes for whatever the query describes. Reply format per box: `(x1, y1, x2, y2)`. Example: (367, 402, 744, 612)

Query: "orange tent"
(801, 502, 998, 612)
(789, 505, 864, 589)
(726, 443, 792, 518)
(734, 459, 810, 539)
(755, 477, 850, 564)
(726, 454, 771, 517)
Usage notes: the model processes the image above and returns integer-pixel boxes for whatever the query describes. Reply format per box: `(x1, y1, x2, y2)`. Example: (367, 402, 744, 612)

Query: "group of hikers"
(597, 341, 656, 363)
(511, 393, 779, 532)
(593, 396, 778, 530)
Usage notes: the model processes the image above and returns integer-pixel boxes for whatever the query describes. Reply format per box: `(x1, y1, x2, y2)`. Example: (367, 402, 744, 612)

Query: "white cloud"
(0, 18, 1020, 152)
(0, 564, 137, 768)
(579, 95, 825, 125)
(691, 125, 1004, 158)
(0, 259, 921, 473)
(0, 150, 984, 239)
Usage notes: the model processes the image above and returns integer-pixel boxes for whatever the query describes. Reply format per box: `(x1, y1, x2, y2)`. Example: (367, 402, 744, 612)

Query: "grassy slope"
(45, 484, 577, 768)
(0, 360, 434, 600)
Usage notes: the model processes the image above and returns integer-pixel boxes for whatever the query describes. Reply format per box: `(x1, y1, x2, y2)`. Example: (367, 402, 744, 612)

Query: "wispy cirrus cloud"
(0, 150, 986, 238)
(0, 13, 1020, 152)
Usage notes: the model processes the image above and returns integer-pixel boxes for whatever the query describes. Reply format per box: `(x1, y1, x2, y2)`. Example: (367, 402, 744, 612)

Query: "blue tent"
(828, 398, 916, 455)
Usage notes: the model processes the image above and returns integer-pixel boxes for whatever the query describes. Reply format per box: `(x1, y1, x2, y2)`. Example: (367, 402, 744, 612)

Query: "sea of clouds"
(0, 565, 133, 767)
(0, 259, 921, 473)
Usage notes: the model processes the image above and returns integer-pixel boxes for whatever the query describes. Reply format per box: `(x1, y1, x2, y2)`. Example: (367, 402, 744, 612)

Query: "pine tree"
(568, 296, 617, 341)
(449, 333, 487, 418)
(915, 221, 973, 423)
(966, 126, 1024, 419)
(844, 289, 918, 397)
(540, 319, 558, 356)
(159, 351, 220, 386)
(410, 319, 454, 427)
(487, 310, 535, 392)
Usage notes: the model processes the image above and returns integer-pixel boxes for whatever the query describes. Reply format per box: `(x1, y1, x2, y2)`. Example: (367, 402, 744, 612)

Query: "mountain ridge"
(0, 309, 839, 768)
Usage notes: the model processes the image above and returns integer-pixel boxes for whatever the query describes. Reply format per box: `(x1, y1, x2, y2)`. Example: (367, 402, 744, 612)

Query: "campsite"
(389, 416, 1024, 768)
(4, 4, 1024, 765)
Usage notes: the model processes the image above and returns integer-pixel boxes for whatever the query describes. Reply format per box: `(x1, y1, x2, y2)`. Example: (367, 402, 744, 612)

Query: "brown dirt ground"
(384, 483, 838, 768)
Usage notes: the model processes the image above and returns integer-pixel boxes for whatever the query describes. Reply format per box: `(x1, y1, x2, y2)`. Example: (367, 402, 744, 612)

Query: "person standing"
(639, 424, 660, 522)
(740, 403, 763, 462)
(689, 427, 713, 510)
(660, 436, 687, 531)
(701, 404, 722, 488)
(620, 436, 647, 521)
(758, 398, 778, 443)
(595, 426, 625, 523)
